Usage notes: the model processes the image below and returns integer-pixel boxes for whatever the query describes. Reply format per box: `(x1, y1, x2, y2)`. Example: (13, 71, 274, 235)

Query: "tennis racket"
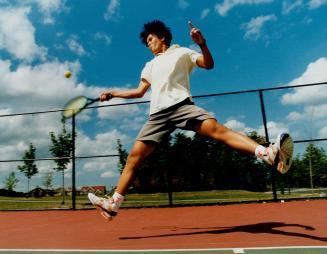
(62, 96, 100, 119)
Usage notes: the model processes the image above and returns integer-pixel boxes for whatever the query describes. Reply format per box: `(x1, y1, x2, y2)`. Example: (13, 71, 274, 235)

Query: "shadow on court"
(1, 201, 326, 249)
(120, 221, 327, 242)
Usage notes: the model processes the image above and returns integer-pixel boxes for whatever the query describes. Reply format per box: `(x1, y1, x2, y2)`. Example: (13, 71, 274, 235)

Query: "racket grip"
(107, 93, 113, 100)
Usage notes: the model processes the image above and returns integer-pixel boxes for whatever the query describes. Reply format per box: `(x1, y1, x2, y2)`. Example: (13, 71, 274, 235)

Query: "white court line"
(0, 246, 326, 252)
(233, 248, 245, 253)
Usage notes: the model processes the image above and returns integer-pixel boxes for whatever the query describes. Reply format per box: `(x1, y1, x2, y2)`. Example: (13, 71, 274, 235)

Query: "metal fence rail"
(1, 81, 327, 209)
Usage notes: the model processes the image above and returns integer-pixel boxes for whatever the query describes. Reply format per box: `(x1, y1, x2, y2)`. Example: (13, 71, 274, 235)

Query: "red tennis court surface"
(0, 200, 326, 250)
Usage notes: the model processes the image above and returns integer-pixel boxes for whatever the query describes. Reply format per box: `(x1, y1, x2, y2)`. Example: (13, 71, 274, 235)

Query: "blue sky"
(1, 0, 327, 191)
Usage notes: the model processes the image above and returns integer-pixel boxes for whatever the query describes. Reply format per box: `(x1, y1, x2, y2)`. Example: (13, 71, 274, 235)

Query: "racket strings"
(63, 96, 88, 118)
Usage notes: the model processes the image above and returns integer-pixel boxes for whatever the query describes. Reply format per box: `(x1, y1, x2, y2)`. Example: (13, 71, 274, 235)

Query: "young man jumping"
(88, 20, 293, 220)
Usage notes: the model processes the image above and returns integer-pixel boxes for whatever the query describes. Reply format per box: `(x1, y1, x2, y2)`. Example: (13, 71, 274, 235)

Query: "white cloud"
(76, 129, 127, 157)
(287, 111, 303, 121)
(242, 14, 277, 40)
(0, 112, 62, 176)
(308, 0, 327, 9)
(215, 0, 273, 16)
(178, 0, 189, 9)
(66, 36, 87, 56)
(33, 0, 67, 24)
(282, 0, 303, 15)
(281, 58, 327, 142)
(319, 126, 327, 138)
(224, 119, 255, 134)
(257, 121, 289, 140)
(95, 32, 112, 45)
(0, 59, 86, 111)
(104, 0, 121, 21)
(97, 98, 148, 133)
(200, 8, 210, 19)
(224, 119, 288, 141)
(97, 100, 139, 120)
(0, 7, 47, 62)
(287, 104, 327, 123)
(307, 104, 327, 119)
(101, 170, 118, 178)
(281, 58, 327, 105)
(0, 58, 142, 171)
(0, 59, 86, 178)
(0, 58, 142, 173)
(76, 129, 128, 175)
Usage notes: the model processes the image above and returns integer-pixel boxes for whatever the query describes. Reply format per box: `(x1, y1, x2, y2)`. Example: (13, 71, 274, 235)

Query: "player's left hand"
(188, 21, 206, 46)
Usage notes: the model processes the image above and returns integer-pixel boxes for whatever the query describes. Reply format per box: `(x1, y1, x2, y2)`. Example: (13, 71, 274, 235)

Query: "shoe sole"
(95, 205, 117, 221)
(88, 193, 117, 221)
(276, 133, 294, 174)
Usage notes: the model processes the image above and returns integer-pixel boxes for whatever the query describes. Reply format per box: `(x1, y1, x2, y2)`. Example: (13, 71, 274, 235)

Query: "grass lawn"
(0, 189, 325, 210)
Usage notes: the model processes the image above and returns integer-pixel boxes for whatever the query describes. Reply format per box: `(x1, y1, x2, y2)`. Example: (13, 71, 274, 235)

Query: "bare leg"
(116, 140, 156, 195)
(194, 118, 259, 154)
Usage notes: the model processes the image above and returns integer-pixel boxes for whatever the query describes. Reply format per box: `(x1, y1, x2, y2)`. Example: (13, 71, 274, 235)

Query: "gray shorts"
(136, 98, 215, 143)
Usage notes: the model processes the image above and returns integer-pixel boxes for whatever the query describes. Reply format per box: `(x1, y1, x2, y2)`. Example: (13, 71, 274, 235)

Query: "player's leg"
(88, 140, 156, 220)
(193, 118, 293, 173)
(194, 118, 258, 153)
(116, 140, 156, 195)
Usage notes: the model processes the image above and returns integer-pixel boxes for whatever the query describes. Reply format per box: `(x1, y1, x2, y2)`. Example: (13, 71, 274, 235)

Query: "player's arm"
(196, 43, 214, 70)
(189, 21, 214, 70)
(100, 79, 151, 101)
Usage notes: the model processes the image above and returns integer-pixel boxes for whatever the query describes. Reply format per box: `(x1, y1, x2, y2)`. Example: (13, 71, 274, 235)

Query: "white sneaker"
(260, 143, 278, 166)
(262, 133, 293, 174)
(88, 193, 118, 221)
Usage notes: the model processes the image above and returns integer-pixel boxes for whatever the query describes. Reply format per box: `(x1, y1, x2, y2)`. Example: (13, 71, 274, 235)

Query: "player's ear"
(160, 36, 165, 43)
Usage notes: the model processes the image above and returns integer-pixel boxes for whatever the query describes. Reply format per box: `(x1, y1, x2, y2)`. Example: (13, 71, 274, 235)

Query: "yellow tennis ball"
(64, 70, 72, 78)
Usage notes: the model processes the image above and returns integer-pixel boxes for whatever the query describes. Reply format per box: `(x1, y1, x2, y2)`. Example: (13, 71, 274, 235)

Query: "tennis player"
(88, 20, 293, 220)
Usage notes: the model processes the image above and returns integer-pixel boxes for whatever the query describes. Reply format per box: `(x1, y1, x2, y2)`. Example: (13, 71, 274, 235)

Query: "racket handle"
(99, 92, 113, 102)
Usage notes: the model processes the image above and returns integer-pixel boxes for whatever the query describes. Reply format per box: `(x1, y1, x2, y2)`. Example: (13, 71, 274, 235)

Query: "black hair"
(140, 20, 172, 47)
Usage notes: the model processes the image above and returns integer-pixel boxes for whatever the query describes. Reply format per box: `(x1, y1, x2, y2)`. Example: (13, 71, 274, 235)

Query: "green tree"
(43, 172, 53, 190)
(116, 131, 271, 193)
(281, 154, 306, 189)
(49, 118, 73, 204)
(4, 172, 19, 192)
(302, 143, 327, 188)
(117, 139, 128, 174)
(17, 143, 38, 193)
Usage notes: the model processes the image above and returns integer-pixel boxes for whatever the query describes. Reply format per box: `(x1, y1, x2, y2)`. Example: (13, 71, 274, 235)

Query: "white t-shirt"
(141, 45, 201, 115)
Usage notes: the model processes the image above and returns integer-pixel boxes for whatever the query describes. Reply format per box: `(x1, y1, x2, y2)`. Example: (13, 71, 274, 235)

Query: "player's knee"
(126, 150, 140, 165)
(126, 143, 152, 166)
(211, 124, 230, 139)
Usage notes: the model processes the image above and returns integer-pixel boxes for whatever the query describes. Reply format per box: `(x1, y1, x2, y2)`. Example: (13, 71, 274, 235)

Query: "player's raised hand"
(188, 21, 206, 46)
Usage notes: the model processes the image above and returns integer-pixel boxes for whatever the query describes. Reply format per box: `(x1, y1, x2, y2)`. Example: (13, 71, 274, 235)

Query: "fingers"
(188, 20, 197, 34)
(100, 94, 106, 102)
(188, 20, 201, 36)
(188, 21, 194, 30)
(188, 21, 205, 45)
(100, 92, 112, 102)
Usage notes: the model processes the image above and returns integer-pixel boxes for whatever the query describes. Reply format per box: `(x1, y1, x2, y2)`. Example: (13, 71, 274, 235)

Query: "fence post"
(167, 167, 173, 207)
(72, 114, 76, 210)
(258, 90, 278, 201)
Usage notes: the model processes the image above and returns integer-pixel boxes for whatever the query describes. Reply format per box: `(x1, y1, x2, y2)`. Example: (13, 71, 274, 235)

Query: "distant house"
(81, 186, 107, 195)
(54, 187, 83, 196)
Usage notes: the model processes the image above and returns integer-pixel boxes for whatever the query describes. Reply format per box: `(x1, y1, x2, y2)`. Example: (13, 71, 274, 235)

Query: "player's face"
(146, 34, 166, 55)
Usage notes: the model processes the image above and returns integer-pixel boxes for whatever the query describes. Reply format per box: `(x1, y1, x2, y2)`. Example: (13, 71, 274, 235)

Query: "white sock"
(255, 145, 266, 159)
(112, 192, 124, 209)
